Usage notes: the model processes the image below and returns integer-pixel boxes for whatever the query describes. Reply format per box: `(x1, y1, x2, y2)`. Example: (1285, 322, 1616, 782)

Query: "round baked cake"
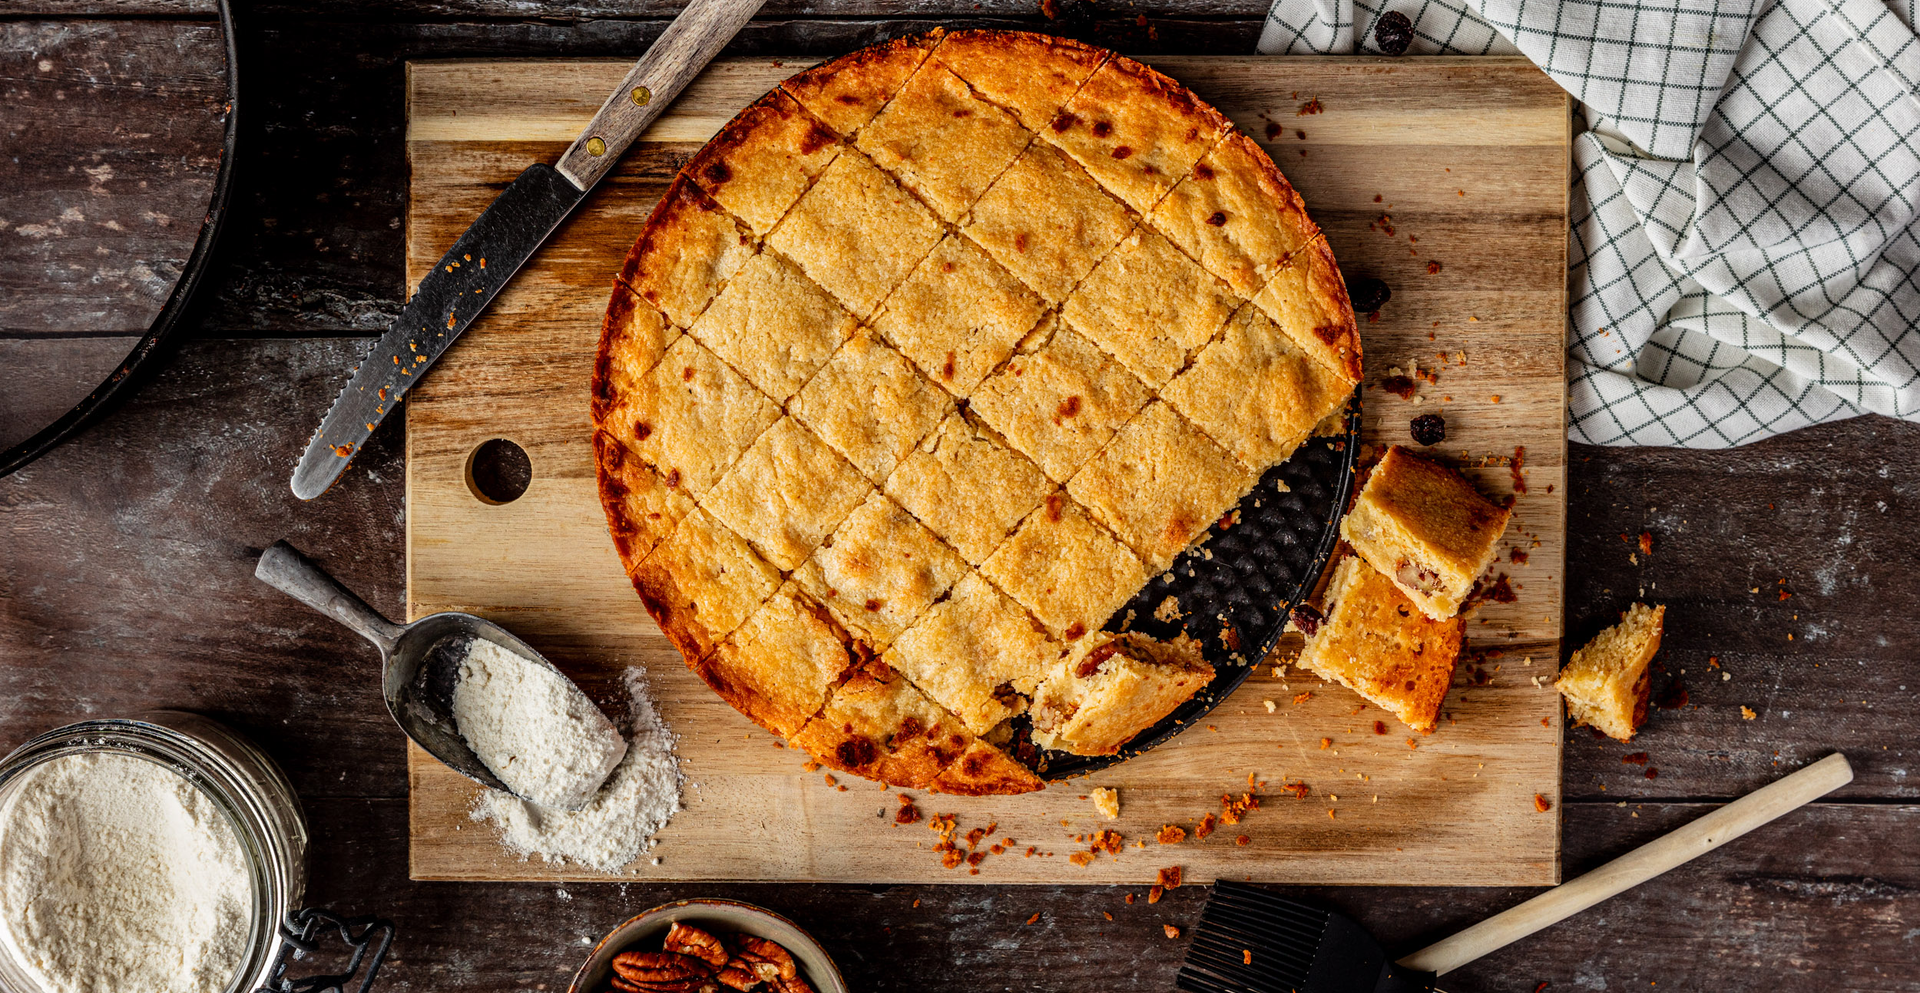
(591, 29, 1361, 795)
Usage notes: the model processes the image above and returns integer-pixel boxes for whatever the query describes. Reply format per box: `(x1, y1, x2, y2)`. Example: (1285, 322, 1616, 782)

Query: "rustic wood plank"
(401, 55, 1569, 885)
(0, 20, 227, 336)
(1560, 418, 1920, 802)
(0, 338, 409, 800)
(310, 795, 1920, 992)
(0, 337, 144, 450)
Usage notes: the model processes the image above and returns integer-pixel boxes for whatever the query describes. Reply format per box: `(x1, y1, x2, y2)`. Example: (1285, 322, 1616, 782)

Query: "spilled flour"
(472, 667, 682, 871)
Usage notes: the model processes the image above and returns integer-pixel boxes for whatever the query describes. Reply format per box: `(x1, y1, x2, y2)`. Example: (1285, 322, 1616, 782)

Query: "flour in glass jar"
(0, 752, 250, 993)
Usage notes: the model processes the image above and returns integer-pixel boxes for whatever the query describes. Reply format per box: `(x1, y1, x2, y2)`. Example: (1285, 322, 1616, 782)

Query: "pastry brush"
(1177, 752, 1852, 992)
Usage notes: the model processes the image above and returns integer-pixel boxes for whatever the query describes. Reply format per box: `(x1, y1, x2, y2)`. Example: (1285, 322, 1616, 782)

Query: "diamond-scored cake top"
(591, 28, 1361, 795)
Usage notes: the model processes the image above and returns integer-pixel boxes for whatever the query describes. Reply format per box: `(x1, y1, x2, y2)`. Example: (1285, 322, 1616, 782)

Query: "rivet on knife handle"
(556, 0, 770, 191)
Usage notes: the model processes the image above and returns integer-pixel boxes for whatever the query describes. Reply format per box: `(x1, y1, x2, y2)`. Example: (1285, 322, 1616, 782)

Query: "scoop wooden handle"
(1399, 752, 1854, 976)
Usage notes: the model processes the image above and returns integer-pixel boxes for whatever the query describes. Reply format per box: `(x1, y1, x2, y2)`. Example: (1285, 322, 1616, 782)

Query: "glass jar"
(0, 711, 309, 993)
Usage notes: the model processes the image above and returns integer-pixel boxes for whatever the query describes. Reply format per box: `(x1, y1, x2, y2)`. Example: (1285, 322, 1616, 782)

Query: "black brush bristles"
(1176, 882, 1437, 993)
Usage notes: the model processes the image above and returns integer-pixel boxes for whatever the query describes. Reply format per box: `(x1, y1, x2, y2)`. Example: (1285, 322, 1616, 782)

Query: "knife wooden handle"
(1398, 752, 1853, 976)
(556, 0, 769, 190)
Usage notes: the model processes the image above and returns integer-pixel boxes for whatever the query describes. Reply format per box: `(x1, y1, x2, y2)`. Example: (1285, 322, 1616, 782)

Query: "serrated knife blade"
(291, 0, 768, 499)
(290, 165, 582, 500)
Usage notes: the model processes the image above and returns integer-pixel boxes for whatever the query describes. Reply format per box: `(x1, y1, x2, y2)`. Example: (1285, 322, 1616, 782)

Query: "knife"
(291, 0, 768, 500)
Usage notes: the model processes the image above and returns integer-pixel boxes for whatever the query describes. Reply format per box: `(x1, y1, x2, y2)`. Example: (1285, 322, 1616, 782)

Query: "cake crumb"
(1091, 787, 1120, 820)
(1742, 706, 1757, 720)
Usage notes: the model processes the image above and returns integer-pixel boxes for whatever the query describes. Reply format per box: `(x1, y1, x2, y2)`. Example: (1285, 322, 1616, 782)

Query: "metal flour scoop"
(255, 540, 620, 809)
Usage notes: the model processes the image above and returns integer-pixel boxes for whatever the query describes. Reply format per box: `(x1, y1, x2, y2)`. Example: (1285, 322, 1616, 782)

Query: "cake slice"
(1294, 555, 1465, 732)
(1555, 603, 1666, 742)
(1339, 445, 1512, 620)
(1028, 631, 1214, 756)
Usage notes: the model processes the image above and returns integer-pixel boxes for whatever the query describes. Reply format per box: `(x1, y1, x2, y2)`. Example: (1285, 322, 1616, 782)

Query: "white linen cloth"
(1259, 0, 1920, 445)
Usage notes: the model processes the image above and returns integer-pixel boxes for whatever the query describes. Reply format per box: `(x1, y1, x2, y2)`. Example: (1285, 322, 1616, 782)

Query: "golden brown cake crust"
(1253, 236, 1363, 382)
(928, 29, 1109, 134)
(781, 31, 941, 136)
(618, 176, 756, 330)
(684, 88, 842, 236)
(597, 29, 1358, 794)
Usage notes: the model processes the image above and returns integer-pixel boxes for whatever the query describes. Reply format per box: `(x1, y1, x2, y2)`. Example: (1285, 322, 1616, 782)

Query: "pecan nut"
(664, 923, 730, 970)
(714, 966, 761, 991)
(609, 977, 716, 993)
(727, 935, 797, 983)
(610, 950, 718, 993)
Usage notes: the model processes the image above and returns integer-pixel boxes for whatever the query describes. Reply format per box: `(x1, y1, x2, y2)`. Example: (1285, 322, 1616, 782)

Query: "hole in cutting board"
(466, 438, 531, 504)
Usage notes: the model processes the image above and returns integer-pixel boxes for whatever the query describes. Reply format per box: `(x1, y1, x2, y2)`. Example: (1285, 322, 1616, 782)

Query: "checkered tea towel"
(1259, 0, 1920, 446)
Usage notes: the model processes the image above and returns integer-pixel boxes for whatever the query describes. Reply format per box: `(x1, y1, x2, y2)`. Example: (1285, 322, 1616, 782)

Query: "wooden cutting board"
(404, 54, 1571, 886)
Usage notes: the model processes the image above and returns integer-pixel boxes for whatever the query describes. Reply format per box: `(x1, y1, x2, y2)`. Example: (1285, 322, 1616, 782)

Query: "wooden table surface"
(4, 3, 1918, 991)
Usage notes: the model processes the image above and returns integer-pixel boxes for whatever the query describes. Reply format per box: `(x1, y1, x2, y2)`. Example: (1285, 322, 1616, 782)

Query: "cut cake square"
(1066, 402, 1257, 572)
(1162, 301, 1352, 468)
(608, 333, 781, 500)
(883, 412, 1053, 565)
(1047, 55, 1230, 214)
(856, 64, 1034, 223)
(791, 658, 975, 788)
(767, 150, 945, 320)
(685, 88, 843, 236)
(1029, 630, 1214, 755)
(980, 493, 1147, 641)
(1062, 226, 1239, 388)
(870, 234, 1047, 396)
(930, 29, 1108, 133)
(968, 319, 1153, 483)
(701, 417, 871, 571)
(695, 582, 860, 739)
(1149, 132, 1318, 296)
(793, 491, 970, 651)
(1252, 235, 1363, 382)
(1555, 603, 1665, 742)
(630, 506, 782, 662)
(686, 251, 857, 402)
(790, 331, 953, 484)
(619, 177, 757, 329)
(592, 282, 682, 426)
(1339, 445, 1512, 620)
(963, 141, 1134, 303)
(883, 572, 1060, 735)
(593, 429, 697, 566)
(780, 32, 937, 136)
(1295, 555, 1465, 733)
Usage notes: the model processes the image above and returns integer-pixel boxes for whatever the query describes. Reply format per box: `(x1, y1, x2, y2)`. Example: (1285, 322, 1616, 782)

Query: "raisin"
(1409, 412, 1446, 445)
(1290, 604, 1324, 637)
(1347, 275, 1391, 312)
(1374, 11, 1414, 55)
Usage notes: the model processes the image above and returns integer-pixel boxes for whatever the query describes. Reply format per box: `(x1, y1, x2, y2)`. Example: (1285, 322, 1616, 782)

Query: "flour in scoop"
(452, 639, 630, 810)
(0, 751, 251, 993)
(473, 666, 682, 872)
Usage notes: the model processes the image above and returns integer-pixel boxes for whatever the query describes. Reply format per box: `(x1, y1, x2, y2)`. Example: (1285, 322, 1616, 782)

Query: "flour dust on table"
(0, 752, 251, 993)
(472, 667, 683, 872)
(452, 638, 628, 809)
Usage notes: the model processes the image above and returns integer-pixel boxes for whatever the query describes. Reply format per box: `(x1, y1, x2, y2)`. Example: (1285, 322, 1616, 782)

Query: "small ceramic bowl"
(568, 899, 848, 993)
